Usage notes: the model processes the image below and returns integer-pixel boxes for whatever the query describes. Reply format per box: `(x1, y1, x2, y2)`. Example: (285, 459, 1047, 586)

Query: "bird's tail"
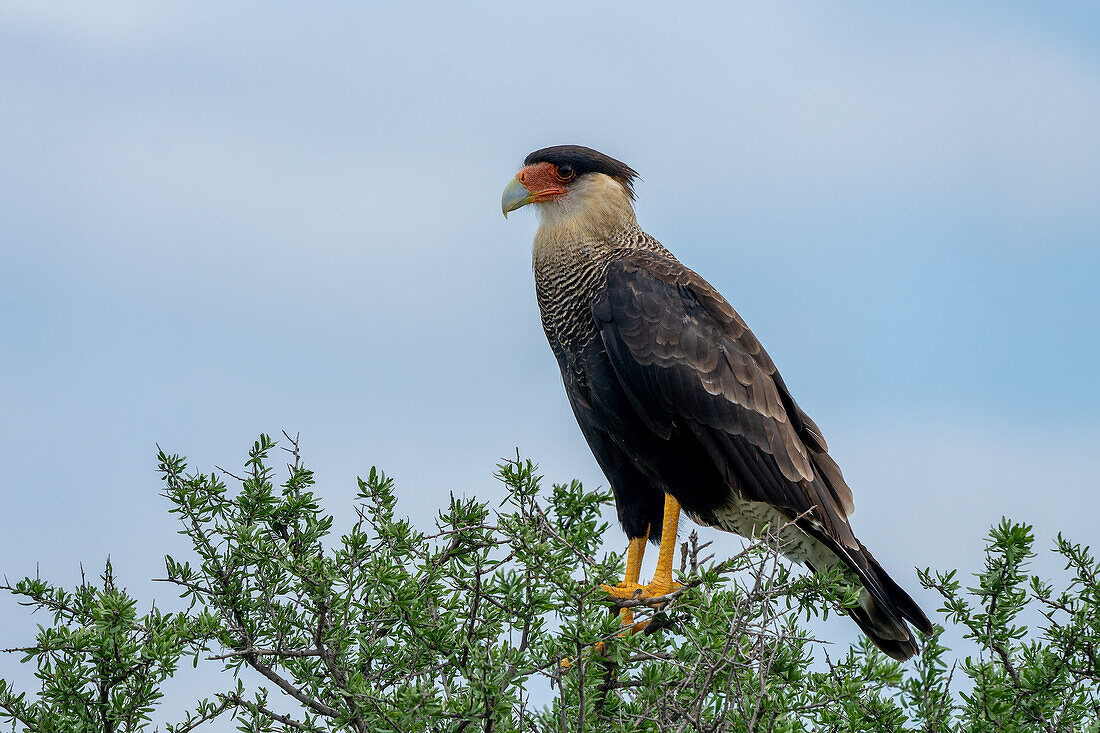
(844, 545, 934, 661)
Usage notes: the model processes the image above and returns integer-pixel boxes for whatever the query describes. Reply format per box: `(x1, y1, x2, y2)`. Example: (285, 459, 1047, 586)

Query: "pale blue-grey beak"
(501, 176, 535, 218)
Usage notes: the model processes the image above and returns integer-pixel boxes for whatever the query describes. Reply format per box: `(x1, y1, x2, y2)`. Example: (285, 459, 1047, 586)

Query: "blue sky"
(2, 2, 1098, 726)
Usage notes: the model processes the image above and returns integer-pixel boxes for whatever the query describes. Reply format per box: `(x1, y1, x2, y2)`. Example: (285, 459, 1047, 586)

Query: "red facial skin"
(516, 162, 570, 201)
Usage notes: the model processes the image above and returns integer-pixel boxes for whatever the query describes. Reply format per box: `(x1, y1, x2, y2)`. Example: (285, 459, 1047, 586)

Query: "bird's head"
(502, 145, 638, 227)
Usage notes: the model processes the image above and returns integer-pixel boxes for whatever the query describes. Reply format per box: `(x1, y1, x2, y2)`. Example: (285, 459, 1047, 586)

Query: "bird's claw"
(606, 579, 681, 631)
(600, 581, 644, 600)
(641, 579, 681, 599)
(601, 579, 681, 602)
(561, 582, 680, 671)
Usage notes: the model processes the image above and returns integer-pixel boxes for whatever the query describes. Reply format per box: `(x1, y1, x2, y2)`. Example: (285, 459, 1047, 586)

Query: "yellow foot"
(600, 581, 644, 600)
(561, 581, 681, 671)
(641, 578, 681, 599)
(602, 579, 681, 603)
(600, 578, 681, 637)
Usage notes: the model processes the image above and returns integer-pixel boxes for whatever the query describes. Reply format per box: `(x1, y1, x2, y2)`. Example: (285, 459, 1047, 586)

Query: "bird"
(501, 145, 933, 660)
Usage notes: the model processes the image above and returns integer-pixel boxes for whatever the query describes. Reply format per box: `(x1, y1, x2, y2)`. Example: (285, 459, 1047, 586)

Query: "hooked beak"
(501, 176, 535, 218)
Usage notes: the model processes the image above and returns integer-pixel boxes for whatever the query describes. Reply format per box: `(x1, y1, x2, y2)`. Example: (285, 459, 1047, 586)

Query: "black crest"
(524, 145, 639, 199)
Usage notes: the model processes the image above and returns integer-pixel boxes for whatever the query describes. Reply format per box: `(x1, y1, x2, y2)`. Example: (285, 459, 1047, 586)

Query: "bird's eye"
(556, 164, 575, 181)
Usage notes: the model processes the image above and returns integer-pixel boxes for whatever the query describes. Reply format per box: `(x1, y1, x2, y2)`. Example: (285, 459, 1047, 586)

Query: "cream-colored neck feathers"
(531, 173, 637, 260)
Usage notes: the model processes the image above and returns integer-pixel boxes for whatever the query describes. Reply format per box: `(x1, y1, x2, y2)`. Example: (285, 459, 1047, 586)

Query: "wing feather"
(592, 252, 853, 518)
(589, 251, 930, 649)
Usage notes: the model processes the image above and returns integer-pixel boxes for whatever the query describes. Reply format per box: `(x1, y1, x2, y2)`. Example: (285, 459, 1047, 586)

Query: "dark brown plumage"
(503, 145, 933, 660)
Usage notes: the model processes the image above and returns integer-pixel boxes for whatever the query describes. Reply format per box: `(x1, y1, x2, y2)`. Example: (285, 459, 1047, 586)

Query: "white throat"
(533, 173, 637, 242)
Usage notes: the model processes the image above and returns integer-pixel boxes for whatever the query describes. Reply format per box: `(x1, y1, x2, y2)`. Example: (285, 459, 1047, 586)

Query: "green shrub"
(1, 435, 1096, 731)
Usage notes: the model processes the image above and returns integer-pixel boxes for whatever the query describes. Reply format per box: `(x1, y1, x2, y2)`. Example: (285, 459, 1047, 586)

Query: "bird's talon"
(643, 579, 682, 599)
(600, 581, 644, 600)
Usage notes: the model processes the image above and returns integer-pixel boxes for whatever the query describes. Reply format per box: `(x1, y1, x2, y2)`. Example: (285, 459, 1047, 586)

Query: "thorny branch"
(4, 439, 1096, 732)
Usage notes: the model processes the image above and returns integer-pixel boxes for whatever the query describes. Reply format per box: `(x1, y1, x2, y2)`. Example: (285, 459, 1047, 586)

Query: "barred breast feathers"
(530, 173, 673, 358)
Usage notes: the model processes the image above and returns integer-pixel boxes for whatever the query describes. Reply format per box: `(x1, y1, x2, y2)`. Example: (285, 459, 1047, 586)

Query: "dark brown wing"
(592, 251, 854, 527)
(591, 250, 932, 652)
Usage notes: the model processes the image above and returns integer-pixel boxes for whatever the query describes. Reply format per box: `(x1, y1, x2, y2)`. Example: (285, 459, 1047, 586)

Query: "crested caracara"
(502, 145, 933, 660)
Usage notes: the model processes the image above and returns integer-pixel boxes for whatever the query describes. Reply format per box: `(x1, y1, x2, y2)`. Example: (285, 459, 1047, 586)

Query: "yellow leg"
(600, 494, 683, 607)
(602, 531, 648, 599)
(624, 533, 646, 585)
(645, 493, 682, 597)
(572, 497, 683, 669)
(600, 531, 649, 626)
